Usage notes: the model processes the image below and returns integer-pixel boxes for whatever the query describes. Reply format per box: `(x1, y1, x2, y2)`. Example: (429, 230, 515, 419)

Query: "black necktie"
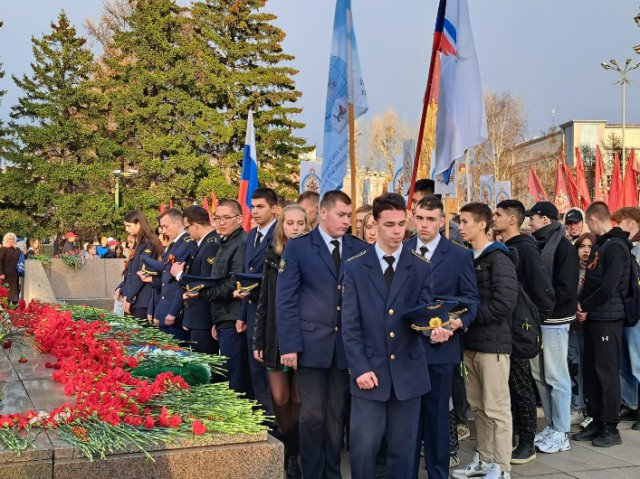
(383, 255, 395, 289)
(331, 240, 341, 271)
(254, 231, 263, 249)
(420, 246, 428, 258)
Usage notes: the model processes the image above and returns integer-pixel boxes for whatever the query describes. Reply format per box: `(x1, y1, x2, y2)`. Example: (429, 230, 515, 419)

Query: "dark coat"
(183, 227, 247, 330)
(122, 240, 159, 311)
(276, 227, 368, 370)
(342, 246, 433, 401)
(505, 234, 555, 322)
(404, 235, 480, 365)
(0, 246, 21, 302)
(580, 227, 631, 322)
(253, 247, 280, 368)
(182, 231, 220, 330)
(463, 242, 518, 355)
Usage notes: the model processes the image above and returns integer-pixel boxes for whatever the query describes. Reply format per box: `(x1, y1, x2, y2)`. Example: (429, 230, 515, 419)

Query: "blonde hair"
(274, 204, 309, 256)
(2, 233, 17, 247)
(358, 212, 374, 242)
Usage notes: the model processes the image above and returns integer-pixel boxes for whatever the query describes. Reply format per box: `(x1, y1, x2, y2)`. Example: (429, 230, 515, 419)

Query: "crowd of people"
(3, 178, 640, 479)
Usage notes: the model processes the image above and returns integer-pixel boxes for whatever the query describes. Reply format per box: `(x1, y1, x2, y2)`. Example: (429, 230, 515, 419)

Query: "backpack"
(607, 238, 640, 328)
(489, 247, 542, 359)
(511, 282, 542, 359)
(16, 251, 26, 277)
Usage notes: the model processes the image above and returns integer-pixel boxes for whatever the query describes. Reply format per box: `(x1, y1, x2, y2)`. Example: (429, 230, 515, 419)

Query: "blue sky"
(1, 0, 639, 149)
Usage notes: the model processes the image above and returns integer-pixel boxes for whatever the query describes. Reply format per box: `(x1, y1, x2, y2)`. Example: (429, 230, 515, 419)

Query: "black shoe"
(285, 455, 301, 479)
(511, 441, 536, 465)
(572, 422, 601, 442)
(633, 420, 640, 431)
(592, 426, 622, 448)
(619, 405, 638, 421)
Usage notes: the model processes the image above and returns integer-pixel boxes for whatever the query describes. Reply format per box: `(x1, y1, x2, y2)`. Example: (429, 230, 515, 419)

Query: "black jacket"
(532, 225, 579, 322)
(579, 227, 631, 322)
(192, 227, 246, 330)
(253, 247, 280, 368)
(463, 242, 518, 355)
(505, 234, 555, 323)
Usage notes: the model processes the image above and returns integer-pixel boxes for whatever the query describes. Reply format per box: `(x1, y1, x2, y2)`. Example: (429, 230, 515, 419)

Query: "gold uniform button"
(249, 266, 254, 272)
(389, 332, 395, 338)
(388, 309, 394, 315)
(336, 306, 341, 311)
(337, 285, 341, 290)
(390, 354, 396, 360)
(335, 326, 339, 332)
(161, 296, 165, 300)
(248, 300, 253, 305)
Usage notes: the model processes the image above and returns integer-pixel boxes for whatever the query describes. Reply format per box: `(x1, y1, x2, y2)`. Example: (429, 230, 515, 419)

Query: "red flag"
(202, 195, 213, 225)
(575, 147, 591, 209)
(527, 167, 548, 201)
(210, 190, 218, 211)
(561, 153, 579, 207)
(608, 153, 623, 213)
(622, 149, 638, 208)
(554, 161, 571, 213)
(159, 203, 166, 214)
(594, 145, 608, 202)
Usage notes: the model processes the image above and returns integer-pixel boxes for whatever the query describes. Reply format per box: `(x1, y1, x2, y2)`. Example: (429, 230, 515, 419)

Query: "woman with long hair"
(253, 204, 308, 479)
(0, 233, 22, 304)
(26, 238, 42, 258)
(118, 210, 163, 319)
(359, 211, 376, 245)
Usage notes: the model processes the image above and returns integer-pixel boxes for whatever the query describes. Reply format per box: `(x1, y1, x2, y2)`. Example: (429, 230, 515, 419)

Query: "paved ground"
(340, 417, 640, 478)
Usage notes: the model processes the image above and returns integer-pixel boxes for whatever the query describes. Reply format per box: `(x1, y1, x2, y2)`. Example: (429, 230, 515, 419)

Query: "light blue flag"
(320, 0, 368, 198)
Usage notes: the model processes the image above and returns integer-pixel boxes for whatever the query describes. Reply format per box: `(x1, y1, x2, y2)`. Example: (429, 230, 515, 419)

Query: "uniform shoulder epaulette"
(184, 236, 194, 243)
(206, 257, 215, 265)
(290, 231, 310, 240)
(451, 240, 469, 250)
(412, 250, 430, 263)
(347, 249, 367, 262)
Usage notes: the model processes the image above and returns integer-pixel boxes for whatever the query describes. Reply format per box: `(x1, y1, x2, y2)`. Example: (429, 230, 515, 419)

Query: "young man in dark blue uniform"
(151, 208, 197, 340)
(276, 190, 367, 479)
(170, 206, 220, 353)
(237, 187, 278, 407)
(406, 196, 480, 478)
(342, 192, 452, 479)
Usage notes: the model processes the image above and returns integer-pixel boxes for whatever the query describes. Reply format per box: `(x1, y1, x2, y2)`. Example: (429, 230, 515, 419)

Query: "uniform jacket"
(253, 247, 281, 368)
(154, 233, 197, 326)
(342, 245, 433, 401)
(122, 240, 159, 310)
(404, 236, 480, 365)
(276, 227, 368, 369)
(182, 231, 220, 330)
(463, 242, 518, 355)
(238, 222, 276, 347)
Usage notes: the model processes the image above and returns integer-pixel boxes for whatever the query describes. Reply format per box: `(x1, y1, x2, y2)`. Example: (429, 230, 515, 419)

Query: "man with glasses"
(179, 199, 249, 393)
(171, 206, 220, 354)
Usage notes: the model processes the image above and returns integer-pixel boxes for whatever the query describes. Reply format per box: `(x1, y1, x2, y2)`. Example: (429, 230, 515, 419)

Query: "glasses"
(184, 223, 193, 230)
(213, 215, 240, 224)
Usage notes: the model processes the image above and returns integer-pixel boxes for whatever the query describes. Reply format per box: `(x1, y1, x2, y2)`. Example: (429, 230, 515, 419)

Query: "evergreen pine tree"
(1, 12, 117, 236)
(190, 0, 309, 198)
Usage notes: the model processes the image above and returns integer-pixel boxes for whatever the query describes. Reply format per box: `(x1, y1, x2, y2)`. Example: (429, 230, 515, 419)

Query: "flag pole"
(465, 149, 471, 202)
(407, 1, 444, 210)
(346, 1, 357, 232)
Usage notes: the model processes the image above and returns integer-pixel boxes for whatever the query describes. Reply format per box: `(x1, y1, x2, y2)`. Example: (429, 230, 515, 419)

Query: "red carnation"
(144, 416, 155, 429)
(192, 420, 206, 436)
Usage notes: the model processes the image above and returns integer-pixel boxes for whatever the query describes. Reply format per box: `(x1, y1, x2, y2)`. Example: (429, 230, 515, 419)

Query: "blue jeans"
(567, 328, 586, 410)
(530, 325, 571, 433)
(620, 325, 640, 408)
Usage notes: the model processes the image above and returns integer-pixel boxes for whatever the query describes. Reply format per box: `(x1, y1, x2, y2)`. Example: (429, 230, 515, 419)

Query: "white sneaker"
(570, 409, 584, 425)
(452, 452, 494, 478)
(534, 426, 553, 446)
(482, 463, 511, 479)
(537, 430, 571, 453)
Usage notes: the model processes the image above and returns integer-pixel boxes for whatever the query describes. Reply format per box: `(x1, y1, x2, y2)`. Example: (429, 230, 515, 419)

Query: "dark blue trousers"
(189, 328, 219, 354)
(414, 363, 454, 479)
(246, 315, 274, 415)
(296, 363, 348, 479)
(350, 389, 421, 479)
(160, 322, 189, 341)
(217, 327, 249, 394)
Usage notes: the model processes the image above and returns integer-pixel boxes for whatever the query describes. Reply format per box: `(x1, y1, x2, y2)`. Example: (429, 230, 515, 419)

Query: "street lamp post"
(601, 58, 640, 170)
(113, 169, 139, 208)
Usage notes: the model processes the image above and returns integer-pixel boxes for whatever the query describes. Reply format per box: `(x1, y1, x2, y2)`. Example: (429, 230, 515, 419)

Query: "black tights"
(268, 370, 301, 457)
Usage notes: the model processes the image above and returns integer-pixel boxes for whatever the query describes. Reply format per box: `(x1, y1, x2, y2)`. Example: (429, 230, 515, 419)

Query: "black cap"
(401, 300, 459, 336)
(525, 201, 559, 220)
(564, 209, 583, 224)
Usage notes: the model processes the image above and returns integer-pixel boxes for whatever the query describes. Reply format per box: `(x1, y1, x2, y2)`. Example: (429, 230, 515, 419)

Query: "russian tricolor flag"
(238, 110, 258, 232)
